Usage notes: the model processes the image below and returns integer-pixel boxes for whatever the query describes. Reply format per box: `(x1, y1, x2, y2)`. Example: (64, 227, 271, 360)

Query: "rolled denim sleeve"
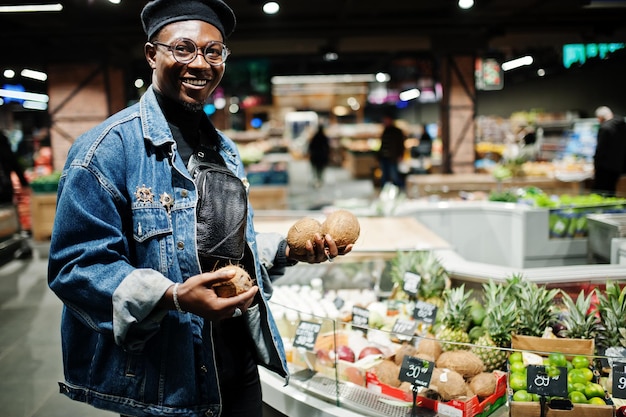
(112, 269, 173, 352)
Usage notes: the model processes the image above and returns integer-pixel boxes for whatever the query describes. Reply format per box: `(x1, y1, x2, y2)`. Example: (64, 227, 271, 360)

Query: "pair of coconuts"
(212, 210, 360, 298)
(286, 209, 361, 257)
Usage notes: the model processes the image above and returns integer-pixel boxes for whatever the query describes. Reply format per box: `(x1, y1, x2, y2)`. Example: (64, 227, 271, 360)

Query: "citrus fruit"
(569, 369, 588, 385)
(569, 391, 588, 403)
(572, 355, 590, 369)
(510, 361, 526, 374)
(509, 373, 527, 391)
(585, 382, 606, 399)
(509, 351, 523, 364)
(588, 396, 606, 405)
(580, 367, 594, 382)
(513, 390, 532, 402)
(549, 352, 567, 368)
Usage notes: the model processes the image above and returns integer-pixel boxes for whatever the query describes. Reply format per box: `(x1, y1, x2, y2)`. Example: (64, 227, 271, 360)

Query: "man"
(377, 114, 406, 187)
(47, 1, 351, 417)
(593, 106, 626, 196)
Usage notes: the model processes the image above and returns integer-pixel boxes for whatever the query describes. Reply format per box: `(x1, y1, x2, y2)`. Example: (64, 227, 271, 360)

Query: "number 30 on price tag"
(399, 356, 434, 388)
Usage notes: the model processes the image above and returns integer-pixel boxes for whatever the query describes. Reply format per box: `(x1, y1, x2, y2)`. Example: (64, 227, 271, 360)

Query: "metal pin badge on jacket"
(135, 185, 154, 203)
(159, 192, 174, 213)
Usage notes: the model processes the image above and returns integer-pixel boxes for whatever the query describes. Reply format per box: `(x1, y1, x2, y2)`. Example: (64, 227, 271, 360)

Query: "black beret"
(141, 0, 236, 40)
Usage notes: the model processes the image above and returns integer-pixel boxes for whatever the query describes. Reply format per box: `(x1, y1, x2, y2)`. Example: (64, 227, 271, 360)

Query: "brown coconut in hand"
(286, 217, 323, 256)
(320, 209, 360, 251)
(212, 265, 254, 297)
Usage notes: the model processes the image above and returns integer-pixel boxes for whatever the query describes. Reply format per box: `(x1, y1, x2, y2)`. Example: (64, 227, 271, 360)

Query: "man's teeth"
(184, 79, 207, 86)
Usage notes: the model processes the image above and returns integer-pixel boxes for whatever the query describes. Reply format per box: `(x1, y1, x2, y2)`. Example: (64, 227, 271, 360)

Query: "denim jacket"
(48, 86, 288, 417)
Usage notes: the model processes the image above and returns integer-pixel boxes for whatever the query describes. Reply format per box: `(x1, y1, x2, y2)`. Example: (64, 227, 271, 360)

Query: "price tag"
(352, 306, 370, 330)
(403, 272, 421, 297)
(392, 318, 417, 338)
(612, 362, 626, 399)
(413, 300, 438, 325)
(527, 365, 568, 397)
(399, 356, 434, 388)
(292, 320, 322, 351)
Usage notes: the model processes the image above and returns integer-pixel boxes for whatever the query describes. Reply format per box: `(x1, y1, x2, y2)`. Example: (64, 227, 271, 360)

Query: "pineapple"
(388, 250, 450, 306)
(558, 289, 603, 343)
(515, 279, 560, 337)
(435, 284, 472, 351)
(596, 281, 626, 349)
(471, 279, 518, 372)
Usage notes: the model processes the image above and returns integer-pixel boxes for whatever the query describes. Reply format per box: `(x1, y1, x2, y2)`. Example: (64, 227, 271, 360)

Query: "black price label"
(399, 356, 434, 388)
(527, 365, 568, 397)
(392, 318, 417, 337)
(352, 306, 370, 330)
(612, 362, 626, 399)
(333, 296, 345, 310)
(292, 320, 322, 351)
(413, 300, 438, 325)
(403, 272, 421, 297)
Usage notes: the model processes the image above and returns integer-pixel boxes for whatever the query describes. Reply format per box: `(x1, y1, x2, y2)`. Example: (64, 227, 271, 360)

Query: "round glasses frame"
(151, 38, 231, 66)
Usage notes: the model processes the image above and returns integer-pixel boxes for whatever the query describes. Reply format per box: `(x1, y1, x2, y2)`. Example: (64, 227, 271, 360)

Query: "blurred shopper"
(308, 124, 331, 187)
(0, 131, 29, 204)
(377, 114, 406, 187)
(593, 106, 626, 196)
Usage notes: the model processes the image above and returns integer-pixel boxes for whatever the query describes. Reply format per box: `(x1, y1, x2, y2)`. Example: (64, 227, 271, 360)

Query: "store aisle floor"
(0, 161, 376, 417)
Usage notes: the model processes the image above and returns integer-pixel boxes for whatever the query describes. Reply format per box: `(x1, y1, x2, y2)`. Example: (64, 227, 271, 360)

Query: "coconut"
(321, 209, 360, 250)
(286, 217, 323, 256)
(469, 372, 497, 399)
(417, 337, 442, 361)
(394, 342, 419, 366)
(371, 359, 402, 388)
(435, 369, 468, 401)
(212, 265, 254, 297)
(436, 350, 485, 379)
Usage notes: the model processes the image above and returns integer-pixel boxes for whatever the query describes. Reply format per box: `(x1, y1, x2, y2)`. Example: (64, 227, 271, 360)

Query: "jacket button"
(177, 241, 185, 250)
(204, 410, 213, 416)
(181, 190, 188, 197)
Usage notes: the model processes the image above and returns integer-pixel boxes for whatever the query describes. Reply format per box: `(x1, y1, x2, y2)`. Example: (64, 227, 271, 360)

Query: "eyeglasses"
(152, 38, 230, 66)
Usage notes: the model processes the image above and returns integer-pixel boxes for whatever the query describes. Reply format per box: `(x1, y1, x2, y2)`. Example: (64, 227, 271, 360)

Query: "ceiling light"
(399, 88, 420, 101)
(3, 69, 15, 78)
(0, 3, 62, 13)
(271, 74, 379, 84)
(501, 55, 534, 71)
(263, 2, 280, 15)
(0, 89, 49, 103)
(458, 0, 474, 10)
(21, 69, 47, 81)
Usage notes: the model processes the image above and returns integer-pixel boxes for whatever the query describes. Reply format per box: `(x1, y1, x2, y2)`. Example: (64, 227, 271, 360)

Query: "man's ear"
(145, 43, 157, 69)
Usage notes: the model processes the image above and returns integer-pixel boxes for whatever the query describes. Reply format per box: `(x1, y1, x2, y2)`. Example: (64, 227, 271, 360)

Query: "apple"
(316, 348, 333, 366)
(335, 345, 356, 362)
(358, 346, 383, 360)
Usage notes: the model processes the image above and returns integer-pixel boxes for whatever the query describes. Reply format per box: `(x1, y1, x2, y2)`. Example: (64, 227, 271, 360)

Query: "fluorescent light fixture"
(271, 74, 379, 84)
(21, 68, 47, 81)
(0, 89, 49, 103)
(23, 100, 48, 110)
(0, 3, 63, 13)
(399, 88, 420, 101)
(501, 55, 534, 71)
(263, 2, 280, 14)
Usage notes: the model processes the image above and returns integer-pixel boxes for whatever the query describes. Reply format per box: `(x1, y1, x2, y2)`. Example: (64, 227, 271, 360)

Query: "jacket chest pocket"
(131, 205, 174, 274)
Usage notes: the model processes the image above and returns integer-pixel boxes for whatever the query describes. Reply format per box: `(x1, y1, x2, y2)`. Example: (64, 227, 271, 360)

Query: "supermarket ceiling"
(1, 0, 626, 73)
